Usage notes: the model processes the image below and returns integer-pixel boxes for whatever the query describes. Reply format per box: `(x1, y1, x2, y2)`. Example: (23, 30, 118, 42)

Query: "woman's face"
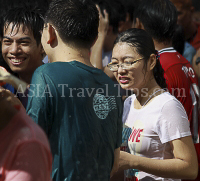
(112, 42, 151, 91)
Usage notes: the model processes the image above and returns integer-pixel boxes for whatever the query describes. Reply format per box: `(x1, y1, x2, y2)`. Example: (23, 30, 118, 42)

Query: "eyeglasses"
(107, 57, 144, 71)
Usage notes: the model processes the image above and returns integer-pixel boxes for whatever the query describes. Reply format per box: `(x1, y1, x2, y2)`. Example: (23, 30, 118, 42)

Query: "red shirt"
(159, 47, 199, 141)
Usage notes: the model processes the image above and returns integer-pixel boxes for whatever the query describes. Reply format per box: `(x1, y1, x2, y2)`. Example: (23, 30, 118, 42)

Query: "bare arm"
(119, 136, 198, 180)
(90, 5, 109, 70)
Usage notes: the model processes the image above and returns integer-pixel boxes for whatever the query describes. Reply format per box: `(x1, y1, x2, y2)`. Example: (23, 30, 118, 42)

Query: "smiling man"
(2, 24, 43, 84)
(1, 6, 45, 84)
(0, 5, 45, 107)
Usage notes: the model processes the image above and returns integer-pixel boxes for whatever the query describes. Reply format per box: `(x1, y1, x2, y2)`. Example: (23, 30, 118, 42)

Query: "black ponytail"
(153, 50, 167, 89)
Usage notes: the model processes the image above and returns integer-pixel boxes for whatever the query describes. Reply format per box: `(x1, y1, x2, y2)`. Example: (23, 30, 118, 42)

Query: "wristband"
(196, 57, 200, 65)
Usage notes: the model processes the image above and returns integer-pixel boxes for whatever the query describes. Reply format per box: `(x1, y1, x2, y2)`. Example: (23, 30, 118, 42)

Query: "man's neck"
(49, 44, 93, 67)
(153, 40, 172, 51)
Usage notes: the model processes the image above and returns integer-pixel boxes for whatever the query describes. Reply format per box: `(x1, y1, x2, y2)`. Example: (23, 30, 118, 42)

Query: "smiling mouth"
(9, 57, 26, 64)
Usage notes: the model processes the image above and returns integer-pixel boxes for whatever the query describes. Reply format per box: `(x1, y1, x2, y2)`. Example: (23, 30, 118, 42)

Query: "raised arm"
(90, 5, 109, 70)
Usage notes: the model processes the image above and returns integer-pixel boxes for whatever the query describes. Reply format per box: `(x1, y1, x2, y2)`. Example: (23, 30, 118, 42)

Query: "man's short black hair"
(119, 0, 140, 22)
(0, 4, 45, 46)
(45, 0, 99, 49)
(133, 0, 177, 43)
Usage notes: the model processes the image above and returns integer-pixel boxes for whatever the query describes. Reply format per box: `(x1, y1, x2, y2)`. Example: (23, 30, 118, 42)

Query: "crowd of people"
(0, 0, 199, 181)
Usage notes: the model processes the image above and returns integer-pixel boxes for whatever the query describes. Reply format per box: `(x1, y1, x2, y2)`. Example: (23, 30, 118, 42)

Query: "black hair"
(93, 0, 126, 34)
(172, 24, 185, 55)
(114, 28, 167, 89)
(45, 0, 99, 49)
(0, 4, 45, 46)
(119, 0, 140, 22)
(133, 0, 177, 43)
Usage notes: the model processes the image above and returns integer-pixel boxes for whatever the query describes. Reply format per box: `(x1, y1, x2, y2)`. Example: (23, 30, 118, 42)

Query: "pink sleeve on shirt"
(4, 141, 52, 181)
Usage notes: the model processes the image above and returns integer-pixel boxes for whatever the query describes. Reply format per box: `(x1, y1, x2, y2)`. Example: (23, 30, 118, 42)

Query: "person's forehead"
(113, 43, 139, 56)
(3, 23, 34, 38)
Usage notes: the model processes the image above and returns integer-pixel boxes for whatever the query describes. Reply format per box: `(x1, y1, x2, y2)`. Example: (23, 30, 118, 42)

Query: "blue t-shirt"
(183, 42, 196, 64)
(26, 61, 123, 181)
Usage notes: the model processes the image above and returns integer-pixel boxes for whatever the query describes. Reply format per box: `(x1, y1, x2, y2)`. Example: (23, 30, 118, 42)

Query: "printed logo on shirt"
(182, 66, 196, 78)
(128, 120, 144, 155)
(129, 127, 143, 143)
(93, 94, 117, 119)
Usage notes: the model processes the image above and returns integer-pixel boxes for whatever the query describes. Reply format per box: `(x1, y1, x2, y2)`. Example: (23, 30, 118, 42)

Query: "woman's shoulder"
(155, 92, 180, 105)
(158, 92, 187, 116)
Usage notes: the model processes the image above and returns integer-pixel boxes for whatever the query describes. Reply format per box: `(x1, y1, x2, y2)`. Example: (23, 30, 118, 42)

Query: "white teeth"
(10, 58, 24, 63)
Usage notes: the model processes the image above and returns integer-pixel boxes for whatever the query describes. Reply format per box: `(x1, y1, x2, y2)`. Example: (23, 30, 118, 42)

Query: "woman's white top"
(122, 92, 191, 181)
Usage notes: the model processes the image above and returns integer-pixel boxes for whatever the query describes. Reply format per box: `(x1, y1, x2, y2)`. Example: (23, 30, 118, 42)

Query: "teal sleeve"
(26, 71, 52, 136)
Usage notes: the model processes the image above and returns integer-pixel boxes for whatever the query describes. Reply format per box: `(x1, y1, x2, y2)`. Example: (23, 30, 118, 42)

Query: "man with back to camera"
(26, 0, 123, 180)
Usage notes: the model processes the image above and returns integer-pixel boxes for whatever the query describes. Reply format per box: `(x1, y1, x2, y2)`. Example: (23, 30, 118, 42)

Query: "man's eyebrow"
(18, 37, 31, 41)
(2, 36, 12, 40)
(2, 36, 31, 41)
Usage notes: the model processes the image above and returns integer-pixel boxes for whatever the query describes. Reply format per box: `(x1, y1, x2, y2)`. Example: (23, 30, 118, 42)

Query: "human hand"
(0, 66, 27, 93)
(96, 5, 109, 37)
(0, 67, 7, 86)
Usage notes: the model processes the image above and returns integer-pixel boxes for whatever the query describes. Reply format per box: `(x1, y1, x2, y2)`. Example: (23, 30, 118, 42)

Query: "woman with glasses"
(108, 28, 198, 180)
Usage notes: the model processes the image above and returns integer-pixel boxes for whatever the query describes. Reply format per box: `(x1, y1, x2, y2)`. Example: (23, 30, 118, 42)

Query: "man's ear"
(149, 54, 157, 71)
(47, 24, 56, 45)
(132, 18, 144, 30)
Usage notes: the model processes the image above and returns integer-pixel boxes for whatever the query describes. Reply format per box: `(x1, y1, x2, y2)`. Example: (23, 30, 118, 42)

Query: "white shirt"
(122, 92, 191, 181)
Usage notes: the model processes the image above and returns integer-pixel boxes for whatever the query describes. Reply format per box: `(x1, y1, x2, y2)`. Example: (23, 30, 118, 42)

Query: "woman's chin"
(120, 83, 132, 90)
